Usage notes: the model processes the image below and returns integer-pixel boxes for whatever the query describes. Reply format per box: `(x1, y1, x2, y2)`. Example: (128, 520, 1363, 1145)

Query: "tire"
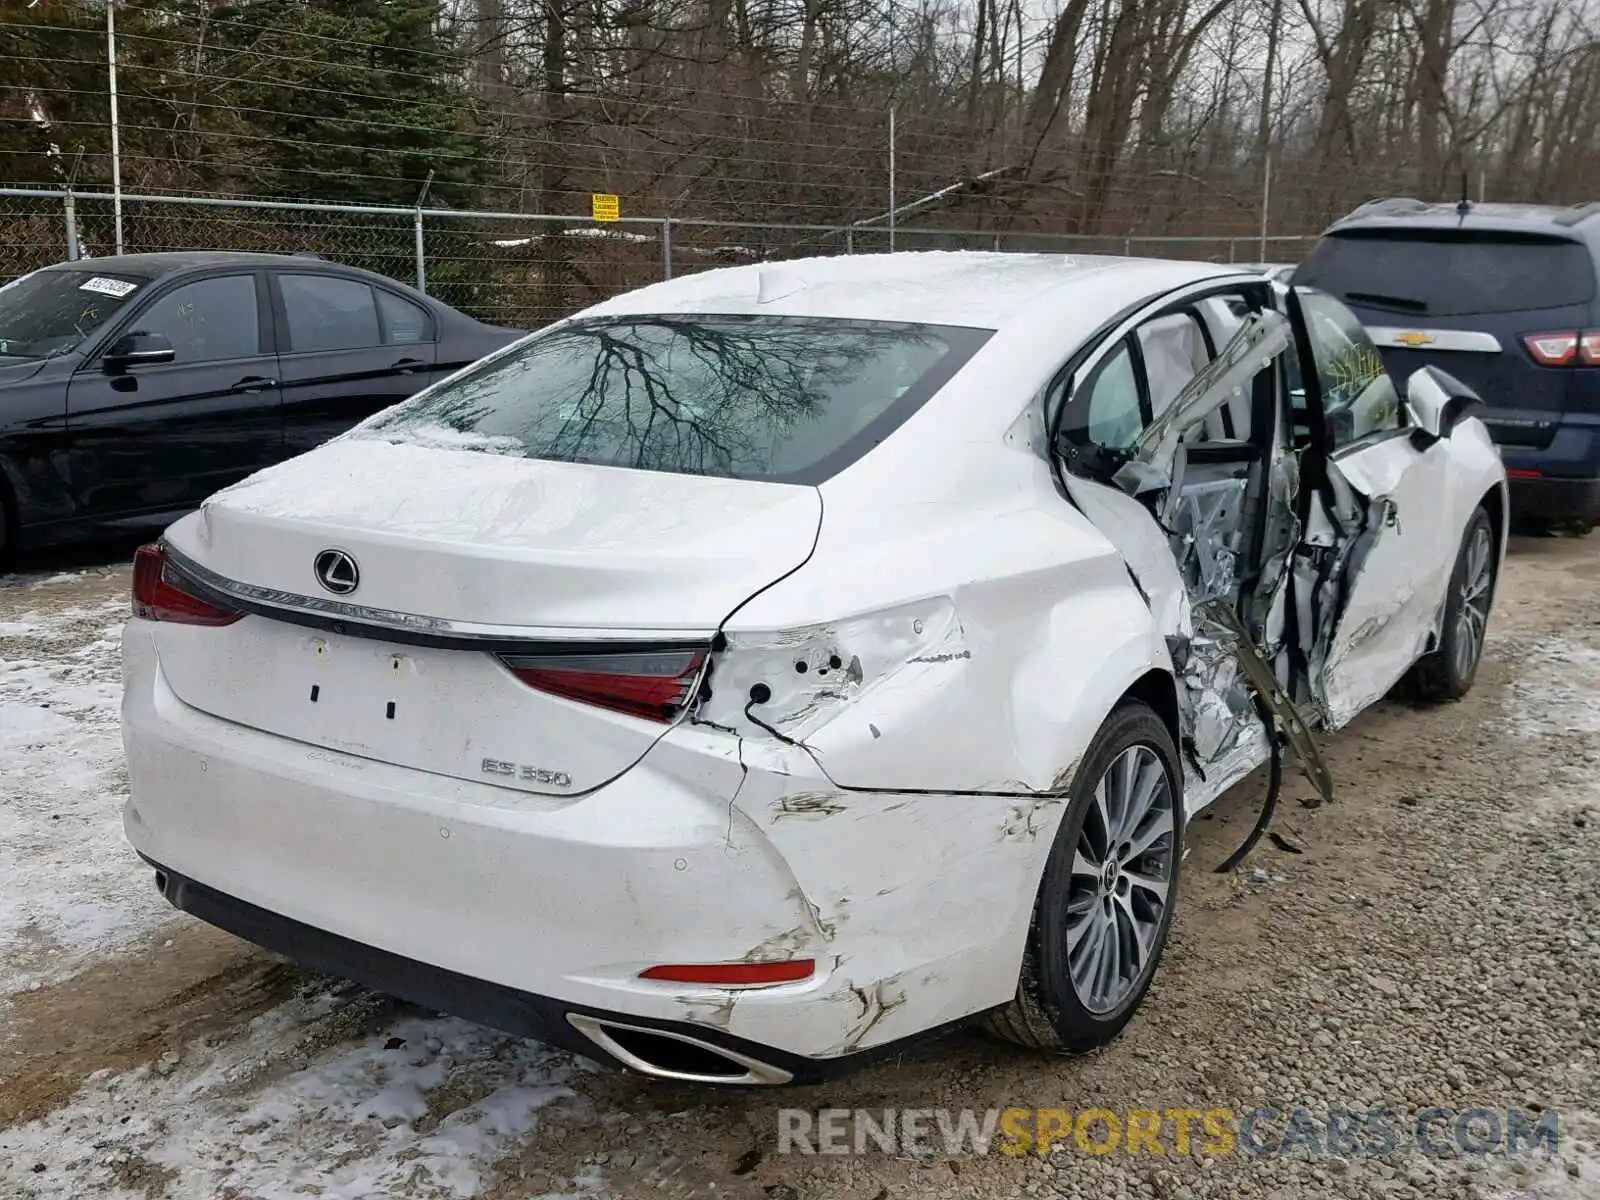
(1410, 506, 1495, 702)
(984, 699, 1184, 1053)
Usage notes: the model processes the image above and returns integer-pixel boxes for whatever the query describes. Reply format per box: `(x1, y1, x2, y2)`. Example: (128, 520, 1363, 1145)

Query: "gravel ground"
(0, 534, 1596, 1200)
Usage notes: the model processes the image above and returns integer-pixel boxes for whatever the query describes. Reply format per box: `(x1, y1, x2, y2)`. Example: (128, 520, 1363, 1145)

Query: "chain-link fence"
(0, 187, 1320, 328)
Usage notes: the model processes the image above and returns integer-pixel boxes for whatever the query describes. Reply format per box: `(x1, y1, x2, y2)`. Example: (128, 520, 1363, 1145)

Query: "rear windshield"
(356, 314, 990, 483)
(1294, 233, 1596, 317)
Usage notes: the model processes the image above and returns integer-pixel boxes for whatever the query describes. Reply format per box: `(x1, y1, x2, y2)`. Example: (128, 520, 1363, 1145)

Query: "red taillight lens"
(131, 545, 243, 626)
(499, 649, 706, 722)
(1523, 331, 1580, 366)
(640, 960, 815, 986)
(1581, 331, 1600, 366)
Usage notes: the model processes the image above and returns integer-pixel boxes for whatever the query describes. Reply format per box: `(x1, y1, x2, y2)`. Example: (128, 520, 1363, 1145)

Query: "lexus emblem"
(313, 548, 360, 595)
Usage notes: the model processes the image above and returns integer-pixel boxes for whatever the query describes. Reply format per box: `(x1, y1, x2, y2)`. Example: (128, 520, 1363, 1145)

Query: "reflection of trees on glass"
(362, 315, 954, 479)
(0, 272, 145, 359)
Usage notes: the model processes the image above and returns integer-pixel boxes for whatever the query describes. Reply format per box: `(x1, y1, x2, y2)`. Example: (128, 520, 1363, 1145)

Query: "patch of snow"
(352, 422, 528, 456)
(1505, 639, 1600, 741)
(491, 228, 760, 259)
(0, 614, 169, 998)
(1503, 638, 1600, 825)
(0, 986, 583, 1200)
(1, 570, 93, 590)
(0, 599, 125, 640)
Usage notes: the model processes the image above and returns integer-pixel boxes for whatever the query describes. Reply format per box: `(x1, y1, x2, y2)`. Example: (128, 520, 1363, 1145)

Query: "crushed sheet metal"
(1196, 599, 1333, 806)
(1172, 477, 1249, 604)
(1182, 635, 1258, 764)
(696, 598, 963, 742)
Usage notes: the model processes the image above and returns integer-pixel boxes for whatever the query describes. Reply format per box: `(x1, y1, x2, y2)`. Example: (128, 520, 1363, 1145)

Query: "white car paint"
(121, 252, 1508, 1082)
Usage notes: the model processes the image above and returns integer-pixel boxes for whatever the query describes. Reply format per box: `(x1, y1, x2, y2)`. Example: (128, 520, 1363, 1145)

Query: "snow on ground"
(4, 548, 1595, 1199)
(0, 570, 602, 1200)
(0, 981, 591, 1200)
(1501, 635, 1600, 824)
(1505, 637, 1600, 741)
(0, 596, 171, 997)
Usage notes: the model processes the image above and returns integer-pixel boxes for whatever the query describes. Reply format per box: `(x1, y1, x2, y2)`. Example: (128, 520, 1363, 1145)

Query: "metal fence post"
(1123, 238, 1132, 256)
(413, 208, 426, 294)
(845, 228, 854, 254)
(413, 169, 434, 294)
(662, 218, 673, 280)
(63, 190, 79, 260)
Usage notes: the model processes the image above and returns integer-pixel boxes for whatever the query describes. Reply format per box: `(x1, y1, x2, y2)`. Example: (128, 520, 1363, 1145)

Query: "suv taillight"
(1523, 330, 1600, 366)
(498, 649, 707, 722)
(131, 545, 243, 626)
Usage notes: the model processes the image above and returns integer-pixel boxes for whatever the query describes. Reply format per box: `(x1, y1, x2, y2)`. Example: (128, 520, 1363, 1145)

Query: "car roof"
(1325, 198, 1600, 241)
(580, 251, 1249, 329)
(39, 250, 384, 278)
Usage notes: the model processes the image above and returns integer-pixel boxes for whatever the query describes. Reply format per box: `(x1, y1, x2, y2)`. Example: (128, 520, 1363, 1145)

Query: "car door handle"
(232, 376, 277, 394)
(393, 358, 426, 375)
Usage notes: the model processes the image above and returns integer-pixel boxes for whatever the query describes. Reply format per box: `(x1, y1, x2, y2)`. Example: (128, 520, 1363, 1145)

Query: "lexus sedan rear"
(122, 252, 1505, 1083)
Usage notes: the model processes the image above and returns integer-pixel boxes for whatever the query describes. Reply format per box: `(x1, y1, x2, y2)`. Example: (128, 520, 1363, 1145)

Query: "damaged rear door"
(1286, 288, 1460, 729)
(1052, 282, 1331, 806)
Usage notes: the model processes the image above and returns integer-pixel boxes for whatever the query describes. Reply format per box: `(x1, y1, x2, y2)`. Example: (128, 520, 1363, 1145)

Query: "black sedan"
(0, 252, 522, 555)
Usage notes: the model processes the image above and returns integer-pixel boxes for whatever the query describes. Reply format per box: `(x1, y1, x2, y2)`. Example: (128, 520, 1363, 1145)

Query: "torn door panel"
(1063, 305, 1333, 809)
(1302, 433, 1459, 729)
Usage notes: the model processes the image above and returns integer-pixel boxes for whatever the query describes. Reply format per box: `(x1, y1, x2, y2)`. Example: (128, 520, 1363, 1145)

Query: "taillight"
(1523, 331, 1580, 366)
(499, 649, 706, 722)
(1582, 331, 1600, 365)
(131, 545, 243, 626)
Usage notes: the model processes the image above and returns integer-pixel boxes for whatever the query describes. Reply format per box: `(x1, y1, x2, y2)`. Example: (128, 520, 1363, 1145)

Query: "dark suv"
(1293, 199, 1600, 530)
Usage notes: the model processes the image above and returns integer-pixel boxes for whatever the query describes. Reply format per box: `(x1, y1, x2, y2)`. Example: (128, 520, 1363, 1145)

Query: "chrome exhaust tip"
(566, 1013, 793, 1086)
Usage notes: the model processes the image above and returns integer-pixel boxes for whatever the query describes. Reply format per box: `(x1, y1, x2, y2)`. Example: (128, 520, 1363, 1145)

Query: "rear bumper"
(1506, 474, 1600, 524)
(145, 861, 925, 1084)
(121, 621, 1032, 1073)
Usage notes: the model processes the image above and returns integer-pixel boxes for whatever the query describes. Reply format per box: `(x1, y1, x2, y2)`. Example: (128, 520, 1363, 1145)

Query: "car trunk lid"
(152, 437, 822, 794)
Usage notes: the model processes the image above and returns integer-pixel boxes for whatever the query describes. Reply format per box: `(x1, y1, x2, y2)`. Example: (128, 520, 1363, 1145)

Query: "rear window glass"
(1295, 234, 1595, 316)
(355, 315, 990, 483)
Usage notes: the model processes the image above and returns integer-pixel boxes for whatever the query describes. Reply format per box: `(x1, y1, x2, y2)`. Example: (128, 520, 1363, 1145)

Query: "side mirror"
(1405, 365, 1482, 440)
(104, 331, 175, 374)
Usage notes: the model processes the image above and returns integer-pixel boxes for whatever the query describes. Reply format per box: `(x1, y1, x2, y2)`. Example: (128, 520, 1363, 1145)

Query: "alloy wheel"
(1454, 524, 1493, 681)
(1065, 745, 1177, 1015)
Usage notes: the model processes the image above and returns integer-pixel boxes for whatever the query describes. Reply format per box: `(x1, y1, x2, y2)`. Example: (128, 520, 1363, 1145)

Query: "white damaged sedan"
(121, 253, 1506, 1085)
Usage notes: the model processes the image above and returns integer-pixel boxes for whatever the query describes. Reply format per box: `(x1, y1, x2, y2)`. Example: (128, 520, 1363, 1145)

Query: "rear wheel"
(984, 700, 1183, 1052)
(1411, 506, 1495, 702)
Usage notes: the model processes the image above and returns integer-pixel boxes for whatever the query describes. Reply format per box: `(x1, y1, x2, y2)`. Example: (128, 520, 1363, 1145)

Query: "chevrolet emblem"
(1394, 331, 1436, 347)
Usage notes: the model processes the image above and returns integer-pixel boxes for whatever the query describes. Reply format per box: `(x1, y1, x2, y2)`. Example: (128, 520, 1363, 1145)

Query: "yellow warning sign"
(591, 193, 621, 222)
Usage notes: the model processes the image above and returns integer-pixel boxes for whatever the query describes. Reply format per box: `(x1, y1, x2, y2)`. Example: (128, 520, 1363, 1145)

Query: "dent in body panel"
(726, 749, 1048, 1049)
(698, 512, 1170, 803)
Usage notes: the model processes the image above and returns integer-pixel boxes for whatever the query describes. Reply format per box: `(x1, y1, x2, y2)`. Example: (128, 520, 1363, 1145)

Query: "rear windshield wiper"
(1343, 290, 1429, 314)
